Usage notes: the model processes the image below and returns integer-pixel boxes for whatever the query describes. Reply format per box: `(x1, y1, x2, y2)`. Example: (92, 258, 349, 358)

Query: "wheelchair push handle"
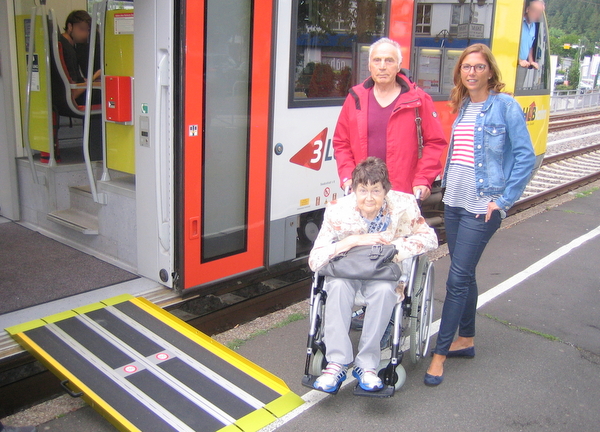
(414, 188, 422, 206)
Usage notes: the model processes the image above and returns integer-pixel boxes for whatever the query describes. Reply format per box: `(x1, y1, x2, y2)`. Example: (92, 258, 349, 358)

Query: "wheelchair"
(301, 254, 434, 397)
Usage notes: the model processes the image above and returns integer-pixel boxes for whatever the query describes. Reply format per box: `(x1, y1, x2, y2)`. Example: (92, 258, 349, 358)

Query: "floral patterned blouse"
(308, 190, 438, 272)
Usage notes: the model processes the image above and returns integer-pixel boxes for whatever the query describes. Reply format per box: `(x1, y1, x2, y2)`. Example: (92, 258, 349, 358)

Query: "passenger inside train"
(47, 9, 102, 163)
(307, 157, 438, 393)
(517, 0, 548, 91)
(519, 0, 545, 70)
(58, 10, 101, 103)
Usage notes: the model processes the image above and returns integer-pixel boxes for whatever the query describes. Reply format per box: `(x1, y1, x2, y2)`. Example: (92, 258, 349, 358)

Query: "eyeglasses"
(460, 63, 487, 73)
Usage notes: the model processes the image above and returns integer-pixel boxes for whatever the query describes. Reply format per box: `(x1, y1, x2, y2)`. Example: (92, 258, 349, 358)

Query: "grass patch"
(575, 187, 598, 198)
(225, 312, 308, 351)
(563, 209, 584, 214)
(483, 313, 562, 342)
(226, 338, 246, 351)
(272, 312, 308, 329)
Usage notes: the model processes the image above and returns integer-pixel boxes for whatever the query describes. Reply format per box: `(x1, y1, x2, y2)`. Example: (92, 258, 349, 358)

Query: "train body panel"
(0, 0, 550, 296)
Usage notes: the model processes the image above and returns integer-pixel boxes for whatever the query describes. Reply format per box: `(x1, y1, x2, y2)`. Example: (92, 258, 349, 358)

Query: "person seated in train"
(332, 37, 448, 202)
(519, 0, 545, 70)
(308, 157, 438, 393)
(59, 10, 101, 103)
(46, 10, 102, 163)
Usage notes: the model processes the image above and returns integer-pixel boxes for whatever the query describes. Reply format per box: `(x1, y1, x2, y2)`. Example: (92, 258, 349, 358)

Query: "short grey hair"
(368, 37, 403, 65)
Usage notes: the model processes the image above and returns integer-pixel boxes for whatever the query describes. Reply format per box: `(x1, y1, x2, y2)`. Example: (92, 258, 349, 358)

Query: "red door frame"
(182, 1, 273, 289)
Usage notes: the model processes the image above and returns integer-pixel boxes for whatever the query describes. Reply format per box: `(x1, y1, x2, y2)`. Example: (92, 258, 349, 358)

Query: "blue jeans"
(433, 205, 502, 356)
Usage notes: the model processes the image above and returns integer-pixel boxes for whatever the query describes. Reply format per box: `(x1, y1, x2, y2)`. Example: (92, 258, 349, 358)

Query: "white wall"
(0, 0, 21, 219)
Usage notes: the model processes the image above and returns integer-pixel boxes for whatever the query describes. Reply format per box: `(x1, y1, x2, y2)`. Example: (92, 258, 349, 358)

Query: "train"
(0, 0, 550, 294)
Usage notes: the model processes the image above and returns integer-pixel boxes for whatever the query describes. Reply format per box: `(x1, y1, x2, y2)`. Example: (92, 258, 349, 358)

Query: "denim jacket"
(442, 92, 536, 211)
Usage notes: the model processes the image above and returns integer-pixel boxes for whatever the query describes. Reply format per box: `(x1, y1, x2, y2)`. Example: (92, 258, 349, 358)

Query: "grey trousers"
(323, 276, 400, 370)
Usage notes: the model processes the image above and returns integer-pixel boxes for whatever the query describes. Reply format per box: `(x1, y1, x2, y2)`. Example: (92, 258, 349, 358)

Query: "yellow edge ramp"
(4, 295, 134, 335)
(101, 294, 135, 306)
(233, 407, 276, 432)
(130, 297, 294, 397)
(263, 391, 304, 418)
(5, 319, 47, 336)
(13, 332, 141, 432)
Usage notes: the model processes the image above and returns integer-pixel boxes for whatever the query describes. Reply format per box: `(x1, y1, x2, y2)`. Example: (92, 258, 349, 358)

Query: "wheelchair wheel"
(308, 347, 327, 376)
(377, 362, 406, 390)
(409, 257, 435, 364)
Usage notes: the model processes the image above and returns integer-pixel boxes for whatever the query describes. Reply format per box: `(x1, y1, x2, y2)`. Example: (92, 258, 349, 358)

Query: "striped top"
(443, 101, 499, 214)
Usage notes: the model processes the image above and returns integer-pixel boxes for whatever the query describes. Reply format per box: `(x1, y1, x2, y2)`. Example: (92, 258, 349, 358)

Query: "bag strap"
(415, 106, 423, 159)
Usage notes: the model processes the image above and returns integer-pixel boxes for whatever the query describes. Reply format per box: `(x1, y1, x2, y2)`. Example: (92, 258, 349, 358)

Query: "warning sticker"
(114, 12, 134, 35)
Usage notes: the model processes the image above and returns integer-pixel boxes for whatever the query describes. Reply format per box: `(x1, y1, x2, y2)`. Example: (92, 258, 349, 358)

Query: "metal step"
(47, 208, 99, 235)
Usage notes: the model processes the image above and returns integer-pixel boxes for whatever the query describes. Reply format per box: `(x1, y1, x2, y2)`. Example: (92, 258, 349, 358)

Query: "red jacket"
(333, 73, 448, 193)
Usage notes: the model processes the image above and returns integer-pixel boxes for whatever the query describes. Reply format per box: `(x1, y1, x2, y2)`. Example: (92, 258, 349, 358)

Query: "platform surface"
(3, 187, 600, 432)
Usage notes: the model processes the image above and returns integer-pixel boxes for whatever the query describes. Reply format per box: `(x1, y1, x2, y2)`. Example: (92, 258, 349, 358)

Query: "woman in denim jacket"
(425, 44, 535, 386)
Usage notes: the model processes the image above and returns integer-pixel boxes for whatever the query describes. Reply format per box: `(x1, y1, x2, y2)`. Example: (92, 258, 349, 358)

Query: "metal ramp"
(5, 295, 303, 432)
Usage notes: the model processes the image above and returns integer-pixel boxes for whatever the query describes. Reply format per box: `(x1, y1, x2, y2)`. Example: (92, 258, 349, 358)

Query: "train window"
(515, 0, 550, 95)
(201, 0, 252, 261)
(413, 0, 496, 101)
(289, 0, 390, 108)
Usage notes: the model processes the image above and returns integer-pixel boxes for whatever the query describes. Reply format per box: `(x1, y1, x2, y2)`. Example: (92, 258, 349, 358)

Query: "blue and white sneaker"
(313, 362, 348, 393)
(352, 366, 383, 391)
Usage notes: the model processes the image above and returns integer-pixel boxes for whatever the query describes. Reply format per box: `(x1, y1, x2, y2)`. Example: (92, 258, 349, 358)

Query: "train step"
(46, 185, 101, 235)
(47, 208, 99, 235)
(5, 295, 303, 432)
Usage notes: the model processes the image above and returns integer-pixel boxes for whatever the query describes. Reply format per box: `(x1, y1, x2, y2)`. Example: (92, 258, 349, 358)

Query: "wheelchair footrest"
(353, 384, 395, 398)
(301, 374, 318, 390)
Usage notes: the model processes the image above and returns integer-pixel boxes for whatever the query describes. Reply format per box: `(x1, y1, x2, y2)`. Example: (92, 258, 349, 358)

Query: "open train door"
(179, 1, 273, 290)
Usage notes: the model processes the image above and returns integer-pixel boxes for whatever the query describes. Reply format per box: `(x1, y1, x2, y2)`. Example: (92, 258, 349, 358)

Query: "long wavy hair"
(449, 44, 505, 113)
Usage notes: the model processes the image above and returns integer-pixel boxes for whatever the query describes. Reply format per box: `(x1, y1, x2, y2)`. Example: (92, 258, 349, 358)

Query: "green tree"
(567, 56, 580, 88)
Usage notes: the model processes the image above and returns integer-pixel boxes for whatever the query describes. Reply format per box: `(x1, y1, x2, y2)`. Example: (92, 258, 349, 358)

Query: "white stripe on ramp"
(260, 224, 600, 431)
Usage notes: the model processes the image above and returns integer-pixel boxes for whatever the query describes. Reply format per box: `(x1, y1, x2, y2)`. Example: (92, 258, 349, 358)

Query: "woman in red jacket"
(333, 38, 448, 200)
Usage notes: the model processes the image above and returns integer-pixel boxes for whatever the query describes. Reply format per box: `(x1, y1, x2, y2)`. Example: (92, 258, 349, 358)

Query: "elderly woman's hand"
(334, 233, 390, 256)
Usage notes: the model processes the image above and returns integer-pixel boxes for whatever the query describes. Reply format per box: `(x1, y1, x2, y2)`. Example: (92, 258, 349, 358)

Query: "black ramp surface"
(126, 370, 227, 432)
(86, 308, 165, 356)
(86, 306, 260, 420)
(159, 358, 257, 419)
(114, 301, 282, 403)
(55, 317, 133, 368)
(24, 326, 180, 432)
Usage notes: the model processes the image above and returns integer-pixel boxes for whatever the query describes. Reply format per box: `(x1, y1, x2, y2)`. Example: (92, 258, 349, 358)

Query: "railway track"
(548, 109, 600, 132)
(510, 143, 600, 214)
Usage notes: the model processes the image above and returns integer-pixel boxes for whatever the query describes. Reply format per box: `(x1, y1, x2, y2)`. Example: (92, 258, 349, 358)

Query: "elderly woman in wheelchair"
(307, 157, 438, 394)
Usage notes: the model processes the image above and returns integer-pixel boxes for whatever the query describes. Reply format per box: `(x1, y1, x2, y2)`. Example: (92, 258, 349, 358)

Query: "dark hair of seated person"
(351, 157, 392, 193)
(64, 10, 91, 31)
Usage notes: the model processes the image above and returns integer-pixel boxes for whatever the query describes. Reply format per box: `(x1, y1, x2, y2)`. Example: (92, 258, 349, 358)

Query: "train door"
(268, 0, 411, 266)
(134, 0, 176, 287)
(178, 1, 274, 290)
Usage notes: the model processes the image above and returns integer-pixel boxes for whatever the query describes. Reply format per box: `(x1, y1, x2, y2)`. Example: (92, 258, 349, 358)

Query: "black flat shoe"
(446, 346, 475, 358)
(424, 372, 443, 386)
